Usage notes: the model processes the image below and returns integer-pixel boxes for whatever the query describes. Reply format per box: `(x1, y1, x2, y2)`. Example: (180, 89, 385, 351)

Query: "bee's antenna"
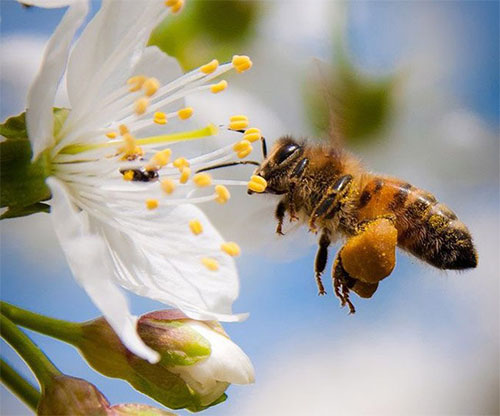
(196, 160, 260, 174)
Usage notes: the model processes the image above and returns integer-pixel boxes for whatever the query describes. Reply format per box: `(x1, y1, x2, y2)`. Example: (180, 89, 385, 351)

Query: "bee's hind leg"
(331, 217, 398, 313)
(314, 231, 330, 295)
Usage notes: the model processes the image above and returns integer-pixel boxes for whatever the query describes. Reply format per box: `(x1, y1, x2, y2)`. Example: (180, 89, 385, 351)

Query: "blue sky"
(1, 1, 499, 415)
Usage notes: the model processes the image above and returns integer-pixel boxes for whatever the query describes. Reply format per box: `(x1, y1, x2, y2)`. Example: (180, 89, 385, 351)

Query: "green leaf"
(0, 108, 69, 219)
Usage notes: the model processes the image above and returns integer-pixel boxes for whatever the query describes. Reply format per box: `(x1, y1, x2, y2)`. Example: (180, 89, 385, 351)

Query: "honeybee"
(199, 131, 478, 313)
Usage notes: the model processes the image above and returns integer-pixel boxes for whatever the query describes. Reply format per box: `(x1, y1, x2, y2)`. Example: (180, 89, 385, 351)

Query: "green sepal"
(0, 108, 69, 219)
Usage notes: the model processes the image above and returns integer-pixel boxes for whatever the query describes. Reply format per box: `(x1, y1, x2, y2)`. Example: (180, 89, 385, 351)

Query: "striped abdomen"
(356, 176, 477, 270)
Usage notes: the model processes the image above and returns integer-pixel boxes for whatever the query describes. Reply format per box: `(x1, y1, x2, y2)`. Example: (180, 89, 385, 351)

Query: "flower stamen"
(201, 257, 219, 271)
(189, 219, 203, 235)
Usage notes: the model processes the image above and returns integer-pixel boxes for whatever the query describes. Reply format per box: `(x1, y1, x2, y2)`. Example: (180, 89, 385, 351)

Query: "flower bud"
(37, 375, 109, 416)
(37, 373, 177, 416)
(75, 310, 254, 412)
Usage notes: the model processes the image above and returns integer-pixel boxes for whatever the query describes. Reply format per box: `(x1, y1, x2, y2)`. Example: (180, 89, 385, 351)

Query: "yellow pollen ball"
(178, 107, 194, 120)
(164, 0, 177, 5)
(233, 139, 251, 153)
(119, 124, 129, 135)
(106, 131, 117, 139)
(180, 167, 191, 184)
(146, 199, 159, 210)
(211, 80, 227, 94)
(200, 59, 219, 74)
(154, 111, 167, 120)
(161, 178, 176, 194)
(143, 77, 160, 96)
(127, 75, 146, 92)
(221, 242, 241, 257)
(193, 173, 212, 188)
(189, 219, 203, 235)
(201, 257, 219, 271)
(215, 185, 230, 204)
(248, 175, 267, 193)
(134, 97, 149, 115)
(123, 170, 134, 181)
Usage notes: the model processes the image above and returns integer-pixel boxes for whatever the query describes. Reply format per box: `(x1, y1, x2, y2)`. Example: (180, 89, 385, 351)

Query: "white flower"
(169, 320, 255, 405)
(24, 0, 261, 363)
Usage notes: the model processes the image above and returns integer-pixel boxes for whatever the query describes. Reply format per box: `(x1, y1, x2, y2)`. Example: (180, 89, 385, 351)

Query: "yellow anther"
(230, 115, 248, 122)
(248, 175, 267, 193)
(146, 199, 159, 210)
(200, 59, 219, 74)
(154, 117, 167, 125)
(122, 170, 134, 181)
(221, 242, 241, 257)
(233, 139, 251, 153)
(161, 178, 176, 194)
(173, 157, 190, 170)
(127, 75, 146, 92)
(243, 127, 261, 142)
(165, 0, 177, 5)
(193, 173, 212, 188)
(150, 150, 170, 167)
(231, 55, 253, 73)
(210, 80, 228, 94)
(143, 77, 160, 97)
(201, 257, 219, 271)
(169, 0, 184, 13)
(214, 185, 230, 204)
(229, 120, 249, 130)
(189, 219, 203, 235)
(123, 133, 136, 153)
(119, 124, 129, 135)
(178, 107, 194, 120)
(180, 167, 191, 184)
(134, 97, 149, 115)
(154, 111, 167, 120)
(106, 131, 117, 139)
(237, 148, 253, 159)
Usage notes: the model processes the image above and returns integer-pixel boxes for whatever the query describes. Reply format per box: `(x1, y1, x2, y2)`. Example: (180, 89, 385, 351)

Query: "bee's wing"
(311, 58, 347, 151)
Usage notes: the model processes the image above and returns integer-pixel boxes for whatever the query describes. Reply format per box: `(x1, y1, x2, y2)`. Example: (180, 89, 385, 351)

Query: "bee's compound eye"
(276, 144, 300, 164)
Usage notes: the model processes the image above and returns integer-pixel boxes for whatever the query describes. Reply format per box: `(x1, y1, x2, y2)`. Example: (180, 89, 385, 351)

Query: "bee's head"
(250, 136, 303, 195)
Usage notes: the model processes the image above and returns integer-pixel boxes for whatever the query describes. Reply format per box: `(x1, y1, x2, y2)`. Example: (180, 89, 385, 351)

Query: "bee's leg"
(332, 251, 358, 314)
(287, 158, 309, 222)
(309, 174, 353, 231)
(314, 231, 330, 295)
(341, 217, 398, 284)
(275, 198, 288, 235)
(287, 184, 299, 222)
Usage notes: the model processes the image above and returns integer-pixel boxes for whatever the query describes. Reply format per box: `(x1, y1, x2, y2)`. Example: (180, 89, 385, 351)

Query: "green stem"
(0, 358, 40, 411)
(0, 314, 60, 386)
(0, 302, 82, 344)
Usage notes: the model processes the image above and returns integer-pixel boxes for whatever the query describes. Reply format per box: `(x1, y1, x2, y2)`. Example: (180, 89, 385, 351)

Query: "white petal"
(26, 0, 88, 160)
(170, 321, 254, 402)
(18, 0, 79, 8)
(66, 0, 165, 115)
(99, 204, 247, 322)
(47, 177, 160, 363)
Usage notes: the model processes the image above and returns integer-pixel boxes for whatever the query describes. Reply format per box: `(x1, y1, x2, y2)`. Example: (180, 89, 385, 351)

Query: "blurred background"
(1, 0, 498, 414)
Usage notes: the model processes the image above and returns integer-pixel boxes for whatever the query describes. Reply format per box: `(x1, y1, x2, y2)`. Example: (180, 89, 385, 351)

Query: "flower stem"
(0, 358, 40, 411)
(0, 314, 60, 386)
(0, 302, 82, 344)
